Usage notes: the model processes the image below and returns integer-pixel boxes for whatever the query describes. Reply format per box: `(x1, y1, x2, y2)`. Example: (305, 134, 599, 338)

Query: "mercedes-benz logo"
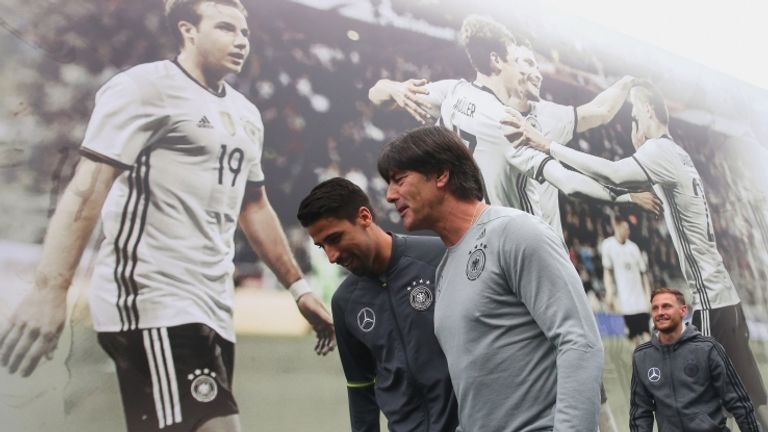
(647, 367, 661, 383)
(357, 307, 376, 332)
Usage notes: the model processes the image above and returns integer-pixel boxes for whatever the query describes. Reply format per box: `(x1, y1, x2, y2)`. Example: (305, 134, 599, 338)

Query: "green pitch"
(20, 328, 768, 431)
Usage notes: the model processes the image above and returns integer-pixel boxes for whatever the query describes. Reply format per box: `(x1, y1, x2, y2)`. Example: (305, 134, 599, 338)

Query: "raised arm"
(0, 157, 121, 377)
(503, 108, 650, 188)
(367, 78, 434, 124)
(540, 159, 661, 215)
(239, 182, 335, 355)
(576, 75, 636, 133)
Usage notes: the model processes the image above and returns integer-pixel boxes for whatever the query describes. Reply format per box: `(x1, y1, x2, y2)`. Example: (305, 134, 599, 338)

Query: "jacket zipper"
(383, 279, 432, 430)
(666, 348, 686, 431)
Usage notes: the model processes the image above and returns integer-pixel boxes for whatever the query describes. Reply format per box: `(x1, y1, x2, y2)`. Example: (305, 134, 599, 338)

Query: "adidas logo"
(197, 116, 213, 129)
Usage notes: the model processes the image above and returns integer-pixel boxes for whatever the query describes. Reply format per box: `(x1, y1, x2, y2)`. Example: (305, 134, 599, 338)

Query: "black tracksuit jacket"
(331, 234, 458, 432)
(630, 324, 761, 431)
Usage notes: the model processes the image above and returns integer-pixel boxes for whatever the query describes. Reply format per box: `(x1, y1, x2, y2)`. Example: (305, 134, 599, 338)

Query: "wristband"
(289, 279, 312, 301)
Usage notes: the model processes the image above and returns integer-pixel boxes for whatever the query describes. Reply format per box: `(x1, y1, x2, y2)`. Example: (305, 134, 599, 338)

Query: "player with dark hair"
(379, 126, 603, 431)
(601, 215, 653, 345)
(0, 1, 334, 431)
(516, 80, 768, 427)
(298, 177, 458, 431)
(368, 15, 660, 236)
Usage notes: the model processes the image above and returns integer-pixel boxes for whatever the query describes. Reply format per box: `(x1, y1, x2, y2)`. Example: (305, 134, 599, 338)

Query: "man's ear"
(435, 170, 450, 189)
(489, 52, 502, 75)
(178, 21, 197, 47)
(357, 206, 374, 227)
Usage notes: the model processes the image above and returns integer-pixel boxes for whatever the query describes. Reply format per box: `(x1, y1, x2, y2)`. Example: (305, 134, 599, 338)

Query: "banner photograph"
(1, 0, 767, 430)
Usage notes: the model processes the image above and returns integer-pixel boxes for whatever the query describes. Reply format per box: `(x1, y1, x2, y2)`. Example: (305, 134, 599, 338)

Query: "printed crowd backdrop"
(1, 0, 768, 430)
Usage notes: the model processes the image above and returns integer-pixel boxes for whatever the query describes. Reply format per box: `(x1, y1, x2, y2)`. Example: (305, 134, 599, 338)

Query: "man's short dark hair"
(459, 15, 517, 76)
(632, 80, 669, 126)
(377, 126, 485, 202)
(650, 287, 686, 305)
(165, 0, 248, 49)
(297, 177, 374, 227)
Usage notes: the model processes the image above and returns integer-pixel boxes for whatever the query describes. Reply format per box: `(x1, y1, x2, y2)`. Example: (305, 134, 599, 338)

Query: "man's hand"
(501, 107, 552, 153)
(630, 192, 663, 217)
(296, 293, 336, 356)
(389, 79, 433, 124)
(0, 288, 66, 377)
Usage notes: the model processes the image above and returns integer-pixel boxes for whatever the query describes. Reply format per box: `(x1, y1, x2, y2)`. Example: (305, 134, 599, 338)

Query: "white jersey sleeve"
(423, 79, 459, 118)
(81, 72, 167, 167)
(532, 100, 576, 145)
(242, 106, 266, 183)
(505, 145, 552, 183)
(631, 139, 678, 185)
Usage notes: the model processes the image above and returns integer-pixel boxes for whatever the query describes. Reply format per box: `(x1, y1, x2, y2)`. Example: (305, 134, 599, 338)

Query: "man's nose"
(326, 247, 340, 264)
(385, 184, 398, 203)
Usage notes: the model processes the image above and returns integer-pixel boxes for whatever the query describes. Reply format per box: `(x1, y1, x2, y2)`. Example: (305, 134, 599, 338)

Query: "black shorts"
(623, 313, 651, 339)
(98, 323, 238, 432)
(692, 303, 767, 405)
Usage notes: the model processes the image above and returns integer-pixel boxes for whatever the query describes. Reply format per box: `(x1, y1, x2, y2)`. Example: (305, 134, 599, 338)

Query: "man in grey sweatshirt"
(377, 126, 604, 431)
(630, 288, 760, 431)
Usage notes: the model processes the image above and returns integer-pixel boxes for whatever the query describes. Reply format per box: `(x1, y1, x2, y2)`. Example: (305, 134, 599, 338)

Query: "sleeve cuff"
(79, 147, 132, 170)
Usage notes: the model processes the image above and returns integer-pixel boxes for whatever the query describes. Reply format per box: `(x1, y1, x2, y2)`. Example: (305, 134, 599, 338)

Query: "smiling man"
(297, 177, 458, 432)
(0, 1, 335, 431)
(630, 288, 760, 431)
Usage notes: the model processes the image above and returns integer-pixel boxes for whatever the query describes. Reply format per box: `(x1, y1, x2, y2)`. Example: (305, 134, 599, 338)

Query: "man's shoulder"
(486, 206, 554, 236)
(633, 340, 656, 357)
(332, 273, 376, 307)
(119, 60, 176, 83)
(398, 234, 445, 263)
(100, 60, 176, 97)
(533, 99, 572, 116)
(223, 82, 261, 114)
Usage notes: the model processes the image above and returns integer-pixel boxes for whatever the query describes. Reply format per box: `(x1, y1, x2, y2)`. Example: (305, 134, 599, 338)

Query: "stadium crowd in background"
(4, 0, 765, 313)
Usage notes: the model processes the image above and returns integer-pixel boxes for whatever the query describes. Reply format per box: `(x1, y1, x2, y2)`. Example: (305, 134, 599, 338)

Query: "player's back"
(632, 137, 739, 310)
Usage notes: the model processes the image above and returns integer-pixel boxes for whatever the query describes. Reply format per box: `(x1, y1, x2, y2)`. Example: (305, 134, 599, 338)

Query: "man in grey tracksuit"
(378, 126, 603, 431)
(630, 288, 760, 431)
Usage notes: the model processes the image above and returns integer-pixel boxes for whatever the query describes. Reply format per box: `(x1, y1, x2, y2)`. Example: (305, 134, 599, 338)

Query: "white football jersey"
(82, 60, 265, 341)
(632, 136, 740, 310)
(426, 80, 559, 218)
(497, 100, 576, 238)
(601, 236, 647, 315)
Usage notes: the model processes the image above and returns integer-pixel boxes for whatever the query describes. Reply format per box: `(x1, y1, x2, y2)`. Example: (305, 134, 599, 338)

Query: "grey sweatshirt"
(434, 206, 603, 431)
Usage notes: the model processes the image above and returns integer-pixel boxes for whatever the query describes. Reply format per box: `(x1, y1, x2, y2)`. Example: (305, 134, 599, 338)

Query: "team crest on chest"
(188, 369, 218, 403)
(525, 114, 541, 132)
(466, 242, 487, 281)
(408, 279, 433, 311)
(243, 120, 263, 144)
(219, 111, 236, 136)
